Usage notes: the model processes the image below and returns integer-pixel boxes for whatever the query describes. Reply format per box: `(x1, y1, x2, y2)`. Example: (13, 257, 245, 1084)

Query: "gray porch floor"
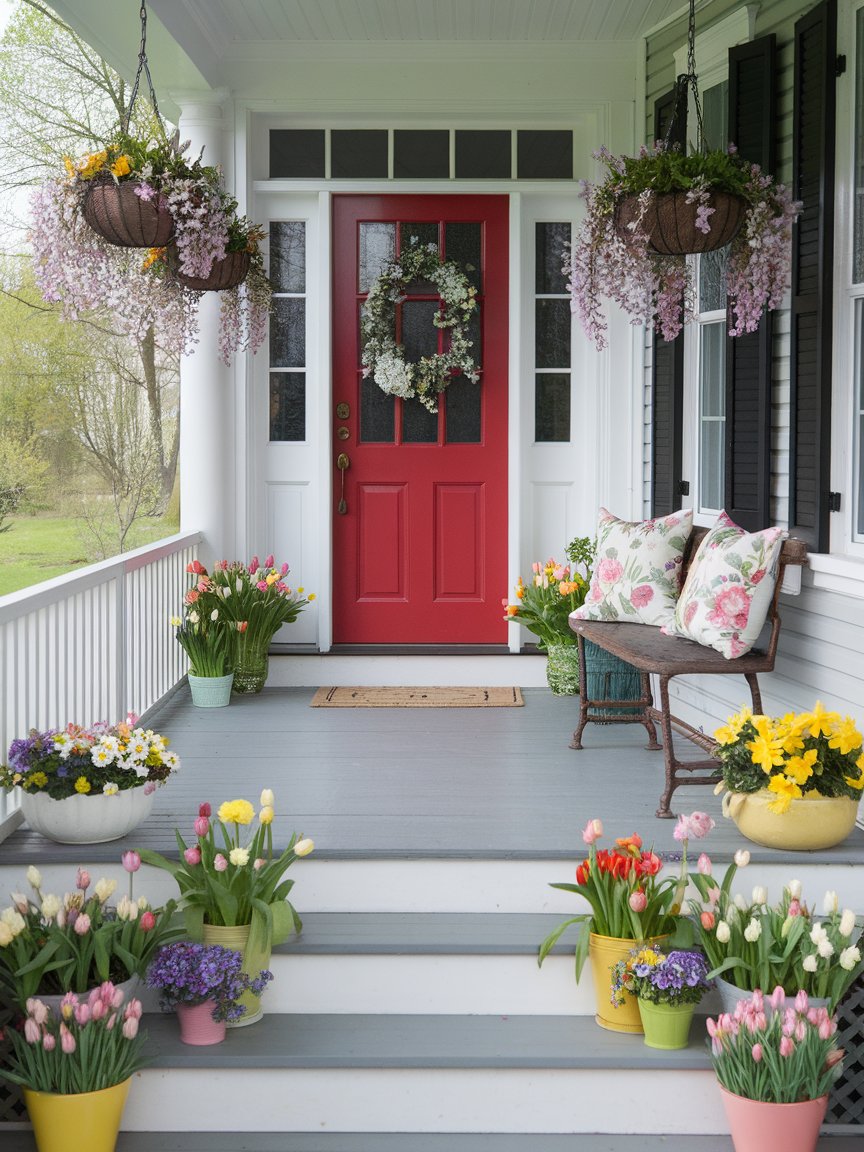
(2, 684, 863, 866)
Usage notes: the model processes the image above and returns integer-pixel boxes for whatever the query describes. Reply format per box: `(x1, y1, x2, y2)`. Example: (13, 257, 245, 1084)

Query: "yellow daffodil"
(766, 774, 802, 814)
(783, 748, 819, 785)
(746, 734, 786, 774)
(217, 798, 255, 825)
(110, 154, 131, 178)
(828, 716, 863, 756)
(803, 700, 840, 739)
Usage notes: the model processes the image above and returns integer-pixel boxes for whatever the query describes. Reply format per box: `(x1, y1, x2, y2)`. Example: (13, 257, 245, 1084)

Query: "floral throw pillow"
(663, 511, 784, 659)
(570, 507, 693, 628)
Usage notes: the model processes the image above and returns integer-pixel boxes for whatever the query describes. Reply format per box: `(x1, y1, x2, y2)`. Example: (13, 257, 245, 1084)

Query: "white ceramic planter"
(20, 787, 155, 844)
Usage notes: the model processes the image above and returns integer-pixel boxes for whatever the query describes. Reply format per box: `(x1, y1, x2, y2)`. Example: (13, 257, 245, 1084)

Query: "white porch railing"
(0, 531, 201, 843)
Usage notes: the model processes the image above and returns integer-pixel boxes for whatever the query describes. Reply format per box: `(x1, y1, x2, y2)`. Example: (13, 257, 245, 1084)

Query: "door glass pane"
(445, 374, 482, 443)
(270, 298, 305, 367)
(856, 10, 864, 282)
(270, 222, 306, 293)
(359, 223, 396, 291)
(445, 222, 482, 292)
(536, 223, 570, 294)
(270, 373, 305, 441)
(402, 398, 438, 443)
(535, 374, 571, 442)
(360, 376, 395, 443)
(400, 224, 439, 291)
(535, 299, 571, 369)
(401, 300, 439, 361)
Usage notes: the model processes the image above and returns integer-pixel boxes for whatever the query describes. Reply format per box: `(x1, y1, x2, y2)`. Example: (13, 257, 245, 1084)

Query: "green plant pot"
(188, 672, 233, 708)
(545, 642, 580, 695)
(637, 998, 695, 1049)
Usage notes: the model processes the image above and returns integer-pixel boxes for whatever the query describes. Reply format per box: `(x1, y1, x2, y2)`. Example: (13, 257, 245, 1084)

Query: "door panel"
(332, 194, 508, 644)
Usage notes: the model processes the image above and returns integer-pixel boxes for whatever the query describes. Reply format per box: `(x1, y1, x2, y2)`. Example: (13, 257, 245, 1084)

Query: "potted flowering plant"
(0, 863, 180, 1010)
(689, 853, 863, 1012)
(713, 703, 864, 849)
(568, 141, 801, 351)
(136, 789, 313, 1025)
(147, 941, 272, 1044)
(0, 982, 146, 1152)
(32, 128, 271, 365)
(537, 815, 714, 1032)
(611, 945, 711, 1049)
(707, 988, 844, 1152)
(171, 578, 236, 707)
(186, 555, 315, 693)
(504, 536, 594, 695)
(0, 715, 179, 843)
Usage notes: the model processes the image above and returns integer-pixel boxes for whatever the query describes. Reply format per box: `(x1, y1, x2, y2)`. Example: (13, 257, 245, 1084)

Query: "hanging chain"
(664, 0, 705, 152)
(122, 0, 162, 134)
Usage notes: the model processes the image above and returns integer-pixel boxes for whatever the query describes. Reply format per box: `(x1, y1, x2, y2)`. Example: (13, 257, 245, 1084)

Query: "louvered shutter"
(724, 35, 777, 531)
(788, 0, 836, 552)
(651, 82, 687, 516)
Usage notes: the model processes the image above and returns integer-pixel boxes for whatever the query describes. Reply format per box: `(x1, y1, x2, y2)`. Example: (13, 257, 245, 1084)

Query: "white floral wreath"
(360, 239, 480, 414)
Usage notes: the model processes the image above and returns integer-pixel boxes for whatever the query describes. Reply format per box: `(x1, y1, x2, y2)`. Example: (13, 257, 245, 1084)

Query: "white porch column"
(174, 89, 234, 567)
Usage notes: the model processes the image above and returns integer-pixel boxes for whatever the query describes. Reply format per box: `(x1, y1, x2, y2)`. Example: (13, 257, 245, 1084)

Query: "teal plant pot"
(188, 672, 234, 708)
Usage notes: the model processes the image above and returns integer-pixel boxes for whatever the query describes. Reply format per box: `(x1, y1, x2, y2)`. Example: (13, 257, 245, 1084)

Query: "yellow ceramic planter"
(24, 1078, 131, 1152)
(723, 790, 860, 851)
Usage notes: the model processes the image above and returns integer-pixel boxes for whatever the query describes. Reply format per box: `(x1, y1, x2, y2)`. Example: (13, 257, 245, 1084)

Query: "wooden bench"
(568, 527, 809, 819)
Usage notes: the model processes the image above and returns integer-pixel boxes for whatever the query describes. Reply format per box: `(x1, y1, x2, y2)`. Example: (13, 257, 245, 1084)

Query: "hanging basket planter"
(615, 190, 747, 255)
(170, 246, 251, 292)
(82, 176, 174, 248)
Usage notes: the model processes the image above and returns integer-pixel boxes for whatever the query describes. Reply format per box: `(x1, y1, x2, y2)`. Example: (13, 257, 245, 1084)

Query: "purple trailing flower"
(147, 942, 273, 1023)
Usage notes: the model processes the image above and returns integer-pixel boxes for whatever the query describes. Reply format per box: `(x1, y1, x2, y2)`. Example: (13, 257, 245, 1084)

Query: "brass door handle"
(336, 453, 350, 514)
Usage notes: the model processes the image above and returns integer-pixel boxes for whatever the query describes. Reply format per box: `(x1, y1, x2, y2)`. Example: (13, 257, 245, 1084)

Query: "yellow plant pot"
(588, 933, 667, 1033)
(202, 921, 270, 1027)
(24, 1078, 131, 1152)
(723, 789, 861, 851)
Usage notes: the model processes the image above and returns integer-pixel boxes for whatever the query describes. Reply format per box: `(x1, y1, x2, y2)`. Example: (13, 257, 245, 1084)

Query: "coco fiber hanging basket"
(82, 176, 174, 248)
(169, 248, 251, 292)
(615, 189, 746, 256)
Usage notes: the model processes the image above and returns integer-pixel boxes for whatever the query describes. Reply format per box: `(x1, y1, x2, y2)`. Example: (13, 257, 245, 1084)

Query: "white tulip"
(810, 922, 827, 944)
(802, 954, 819, 972)
(822, 890, 839, 915)
(93, 878, 117, 904)
(26, 866, 42, 889)
(788, 879, 802, 900)
(210, 609, 219, 621)
(260, 788, 275, 808)
(734, 894, 748, 912)
(734, 850, 750, 868)
(751, 886, 768, 906)
(744, 918, 762, 943)
(817, 938, 835, 959)
(40, 894, 61, 920)
(716, 921, 731, 944)
(839, 909, 857, 938)
(839, 946, 861, 971)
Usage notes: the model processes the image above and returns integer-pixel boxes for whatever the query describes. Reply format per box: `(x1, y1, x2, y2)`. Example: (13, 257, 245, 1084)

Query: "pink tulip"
(124, 999, 143, 1020)
(74, 913, 91, 936)
(106, 1013, 117, 1031)
(24, 1018, 40, 1044)
(122, 1017, 139, 1040)
(42, 1033, 56, 1051)
(256, 580, 268, 591)
(74, 1003, 90, 1026)
(697, 853, 712, 875)
(76, 868, 91, 891)
(769, 986, 786, 1012)
(581, 818, 603, 845)
(199, 802, 212, 818)
(194, 816, 210, 837)
(213, 854, 228, 872)
(27, 999, 48, 1026)
(795, 989, 809, 1014)
(249, 555, 260, 572)
(826, 1049, 845, 1069)
(629, 890, 647, 913)
(818, 1017, 834, 1041)
(139, 911, 156, 932)
(122, 851, 141, 873)
(90, 998, 106, 1021)
(184, 846, 202, 867)
(253, 857, 266, 871)
(700, 911, 715, 931)
(751, 1043, 763, 1062)
(706, 886, 721, 906)
(281, 562, 289, 576)
(265, 554, 274, 568)
(60, 1025, 76, 1054)
(673, 811, 715, 842)
(780, 1036, 795, 1058)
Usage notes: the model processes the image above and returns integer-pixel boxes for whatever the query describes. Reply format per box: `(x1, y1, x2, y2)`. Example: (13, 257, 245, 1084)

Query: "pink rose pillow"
(570, 507, 693, 628)
(663, 511, 784, 659)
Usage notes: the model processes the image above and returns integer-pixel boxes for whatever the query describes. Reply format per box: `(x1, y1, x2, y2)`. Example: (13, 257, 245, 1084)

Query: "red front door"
(332, 195, 509, 645)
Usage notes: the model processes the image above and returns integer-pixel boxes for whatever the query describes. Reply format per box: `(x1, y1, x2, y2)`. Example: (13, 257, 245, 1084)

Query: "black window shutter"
(724, 35, 777, 531)
(651, 82, 687, 516)
(788, 0, 836, 552)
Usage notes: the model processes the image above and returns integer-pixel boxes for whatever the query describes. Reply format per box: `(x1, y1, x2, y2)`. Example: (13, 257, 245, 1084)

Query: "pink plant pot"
(719, 1086, 828, 1152)
(176, 1000, 226, 1046)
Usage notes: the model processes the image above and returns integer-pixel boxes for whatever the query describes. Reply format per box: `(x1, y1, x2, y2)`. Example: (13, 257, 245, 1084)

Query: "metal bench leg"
(744, 673, 763, 715)
(642, 672, 661, 750)
(655, 674, 678, 820)
(569, 635, 590, 750)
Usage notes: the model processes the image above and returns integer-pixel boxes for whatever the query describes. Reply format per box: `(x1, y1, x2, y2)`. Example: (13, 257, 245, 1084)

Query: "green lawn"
(0, 515, 180, 597)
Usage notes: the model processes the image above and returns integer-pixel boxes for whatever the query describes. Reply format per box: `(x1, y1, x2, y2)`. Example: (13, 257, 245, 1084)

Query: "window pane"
(857, 299, 864, 535)
(394, 130, 449, 178)
(517, 131, 573, 179)
(700, 322, 726, 511)
(269, 373, 305, 441)
(699, 248, 727, 313)
(700, 323, 725, 417)
(445, 222, 482, 292)
(455, 130, 511, 178)
(270, 298, 306, 367)
(700, 419, 724, 512)
(856, 10, 864, 282)
(535, 374, 571, 442)
(445, 374, 481, 443)
(702, 81, 728, 153)
(269, 129, 325, 178)
(360, 376, 395, 443)
(402, 397, 438, 443)
(536, 223, 570, 294)
(535, 299, 571, 369)
(332, 130, 388, 178)
(359, 223, 396, 292)
(270, 221, 305, 293)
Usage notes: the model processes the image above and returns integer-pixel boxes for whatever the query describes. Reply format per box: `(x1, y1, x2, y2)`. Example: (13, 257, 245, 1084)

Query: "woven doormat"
(311, 686, 524, 708)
